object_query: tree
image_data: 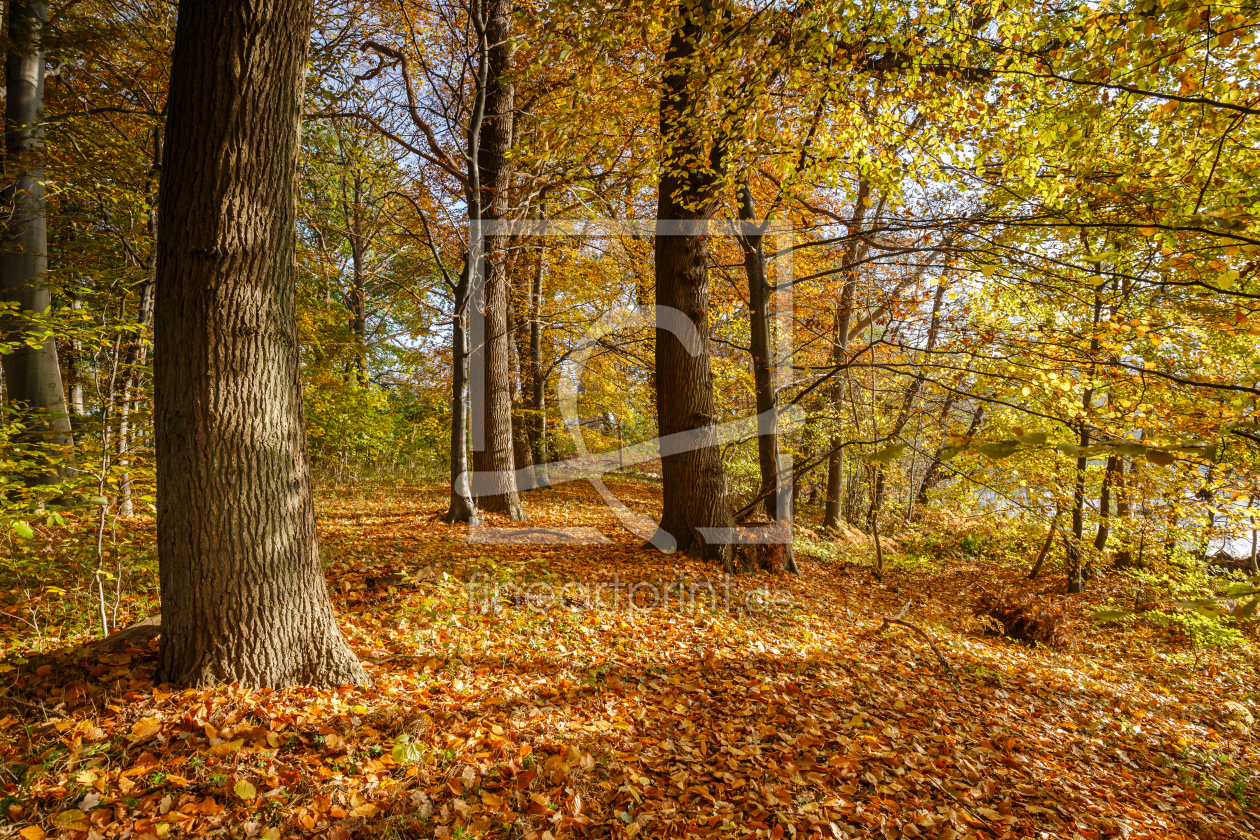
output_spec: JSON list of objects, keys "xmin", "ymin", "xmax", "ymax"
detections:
[
  {"xmin": 469, "ymin": 0, "xmax": 525, "ymax": 520},
  {"xmin": 153, "ymin": 0, "xmax": 368, "ymax": 688},
  {"xmin": 652, "ymin": 0, "xmax": 736, "ymax": 568},
  {"xmin": 1, "ymin": 0, "xmax": 72, "ymax": 485}
]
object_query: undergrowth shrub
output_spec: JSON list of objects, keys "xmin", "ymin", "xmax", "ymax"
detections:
[
  {"xmin": 974, "ymin": 590, "xmax": 1069, "ymax": 647},
  {"xmin": 1144, "ymin": 610, "xmax": 1245, "ymax": 649}
]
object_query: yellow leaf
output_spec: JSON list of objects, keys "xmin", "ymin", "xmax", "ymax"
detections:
[
  {"xmin": 131, "ymin": 718, "xmax": 161, "ymax": 740},
  {"xmin": 262, "ymin": 829, "xmax": 281, "ymax": 840},
  {"xmin": 52, "ymin": 810, "xmax": 88, "ymax": 830},
  {"xmin": 482, "ymin": 792, "xmax": 504, "ymax": 808},
  {"xmin": 233, "ymin": 780, "xmax": 257, "ymax": 800}
]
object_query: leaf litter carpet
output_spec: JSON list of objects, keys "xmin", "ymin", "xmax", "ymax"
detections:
[{"xmin": 2, "ymin": 481, "xmax": 1257, "ymax": 840}]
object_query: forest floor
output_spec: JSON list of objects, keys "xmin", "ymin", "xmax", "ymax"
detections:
[{"xmin": 1, "ymin": 479, "xmax": 1258, "ymax": 840}]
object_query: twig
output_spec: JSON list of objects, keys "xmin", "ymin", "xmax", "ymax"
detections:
[
  {"xmin": 926, "ymin": 777, "xmax": 1003, "ymax": 836},
  {"xmin": 878, "ymin": 600, "xmax": 960, "ymax": 686}
]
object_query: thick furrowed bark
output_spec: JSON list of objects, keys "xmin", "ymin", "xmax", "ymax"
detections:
[
  {"xmin": 469, "ymin": 0, "xmax": 524, "ymax": 521},
  {"xmin": 155, "ymin": 0, "xmax": 368, "ymax": 689}
]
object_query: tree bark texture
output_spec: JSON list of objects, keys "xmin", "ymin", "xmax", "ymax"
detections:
[
  {"xmin": 154, "ymin": 0, "xmax": 368, "ymax": 688},
  {"xmin": 469, "ymin": 0, "xmax": 524, "ymax": 520},
  {"xmin": 1, "ymin": 1, "xmax": 73, "ymax": 484},
  {"xmin": 443, "ymin": 262, "xmax": 477, "ymax": 523},
  {"xmin": 653, "ymin": 0, "xmax": 735, "ymax": 568}
]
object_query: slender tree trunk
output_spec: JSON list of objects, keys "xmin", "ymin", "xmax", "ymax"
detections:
[
  {"xmin": 1093, "ymin": 454, "xmax": 1118, "ymax": 554},
  {"xmin": 867, "ymin": 277, "xmax": 949, "ymax": 527},
  {"xmin": 1067, "ymin": 282, "xmax": 1104, "ymax": 594},
  {"xmin": 822, "ymin": 181, "xmax": 870, "ymax": 531},
  {"xmin": 912, "ymin": 392, "xmax": 961, "ymax": 511},
  {"xmin": 1028, "ymin": 504, "xmax": 1062, "ymax": 579},
  {"xmin": 346, "ymin": 179, "xmax": 367, "ymax": 384},
  {"xmin": 444, "ymin": 261, "xmax": 478, "ymax": 523},
  {"xmin": 526, "ymin": 243, "xmax": 548, "ymax": 484},
  {"xmin": 1066, "ymin": 425, "xmax": 1089, "ymax": 594},
  {"xmin": 1251, "ymin": 494, "xmax": 1258, "ymax": 574},
  {"xmin": 118, "ymin": 126, "xmax": 162, "ymax": 517},
  {"xmin": 0, "ymin": 1, "xmax": 73, "ymax": 484},
  {"xmin": 154, "ymin": 0, "xmax": 368, "ymax": 688},
  {"xmin": 116, "ymin": 278, "xmax": 154, "ymax": 517},
  {"xmin": 653, "ymin": 0, "xmax": 736, "ymax": 569},
  {"xmin": 469, "ymin": 0, "xmax": 524, "ymax": 520},
  {"xmin": 509, "ymin": 282, "xmax": 534, "ymax": 477},
  {"xmin": 738, "ymin": 183, "xmax": 796, "ymax": 573},
  {"xmin": 66, "ymin": 290, "xmax": 85, "ymax": 422},
  {"xmin": 1114, "ymin": 458, "xmax": 1137, "ymax": 567}
]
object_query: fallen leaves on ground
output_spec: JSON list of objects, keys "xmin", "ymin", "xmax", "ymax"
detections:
[{"xmin": 1, "ymin": 480, "xmax": 1257, "ymax": 839}]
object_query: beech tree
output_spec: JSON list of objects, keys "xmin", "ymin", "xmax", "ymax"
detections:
[
  {"xmin": 469, "ymin": 0, "xmax": 526, "ymax": 520},
  {"xmin": 153, "ymin": 0, "xmax": 368, "ymax": 687},
  {"xmin": 652, "ymin": 0, "xmax": 737, "ymax": 568},
  {"xmin": 1, "ymin": 0, "xmax": 72, "ymax": 484}
]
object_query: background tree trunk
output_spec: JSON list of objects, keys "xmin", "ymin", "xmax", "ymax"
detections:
[
  {"xmin": 118, "ymin": 126, "xmax": 162, "ymax": 517},
  {"xmin": 526, "ymin": 243, "xmax": 548, "ymax": 485},
  {"xmin": 1, "ymin": 0, "xmax": 73, "ymax": 484},
  {"xmin": 444, "ymin": 261, "xmax": 477, "ymax": 523},
  {"xmin": 738, "ymin": 183, "xmax": 796, "ymax": 573},
  {"xmin": 822, "ymin": 180, "xmax": 874, "ymax": 530},
  {"xmin": 1093, "ymin": 454, "xmax": 1118, "ymax": 553},
  {"xmin": 154, "ymin": 0, "xmax": 368, "ymax": 688}
]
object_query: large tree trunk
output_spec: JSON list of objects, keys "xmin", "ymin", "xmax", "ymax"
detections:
[
  {"xmin": 154, "ymin": 0, "xmax": 368, "ymax": 688},
  {"xmin": 652, "ymin": 0, "xmax": 736, "ymax": 570},
  {"xmin": 0, "ymin": 1, "xmax": 73, "ymax": 484},
  {"xmin": 469, "ymin": 0, "xmax": 524, "ymax": 520}
]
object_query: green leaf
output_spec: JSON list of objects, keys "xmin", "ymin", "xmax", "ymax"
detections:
[
  {"xmin": 1057, "ymin": 443, "xmax": 1081, "ymax": 457},
  {"xmin": 867, "ymin": 443, "xmax": 907, "ymax": 463},
  {"xmin": 392, "ymin": 735, "xmax": 427, "ymax": 765},
  {"xmin": 1145, "ymin": 449, "xmax": 1176, "ymax": 466},
  {"xmin": 1015, "ymin": 432, "xmax": 1047, "ymax": 446},
  {"xmin": 1093, "ymin": 608, "xmax": 1129, "ymax": 624},
  {"xmin": 10, "ymin": 521, "xmax": 33, "ymax": 539},
  {"xmin": 1112, "ymin": 442, "xmax": 1147, "ymax": 457},
  {"xmin": 88, "ymin": 496, "xmax": 108, "ymax": 506},
  {"xmin": 977, "ymin": 440, "xmax": 1021, "ymax": 459},
  {"xmin": 1225, "ymin": 583, "xmax": 1260, "ymax": 598}
]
